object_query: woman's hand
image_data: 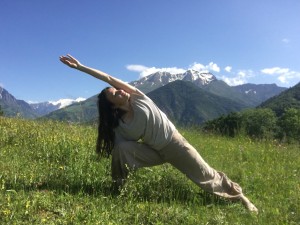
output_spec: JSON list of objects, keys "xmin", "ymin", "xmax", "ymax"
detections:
[
  {"xmin": 59, "ymin": 54, "xmax": 144, "ymax": 96},
  {"xmin": 59, "ymin": 54, "xmax": 82, "ymax": 69}
]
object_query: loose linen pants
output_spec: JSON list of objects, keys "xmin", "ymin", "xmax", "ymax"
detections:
[{"xmin": 111, "ymin": 130, "xmax": 243, "ymax": 199}]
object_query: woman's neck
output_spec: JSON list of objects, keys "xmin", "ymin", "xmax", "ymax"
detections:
[
  {"xmin": 118, "ymin": 99, "xmax": 134, "ymax": 123},
  {"xmin": 118, "ymin": 98, "xmax": 131, "ymax": 112}
]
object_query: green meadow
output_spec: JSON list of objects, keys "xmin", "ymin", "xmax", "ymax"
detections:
[{"xmin": 0, "ymin": 117, "xmax": 299, "ymax": 224}]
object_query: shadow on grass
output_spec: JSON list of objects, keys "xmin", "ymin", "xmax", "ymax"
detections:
[{"xmin": 3, "ymin": 174, "xmax": 233, "ymax": 208}]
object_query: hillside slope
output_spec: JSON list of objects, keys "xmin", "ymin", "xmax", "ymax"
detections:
[
  {"xmin": 43, "ymin": 81, "xmax": 249, "ymax": 125},
  {"xmin": 259, "ymin": 82, "xmax": 300, "ymax": 116},
  {"xmin": 147, "ymin": 80, "xmax": 249, "ymax": 125},
  {"xmin": 43, "ymin": 95, "xmax": 99, "ymax": 123},
  {"xmin": 233, "ymin": 83, "xmax": 287, "ymax": 103},
  {"xmin": 0, "ymin": 87, "xmax": 37, "ymax": 118}
]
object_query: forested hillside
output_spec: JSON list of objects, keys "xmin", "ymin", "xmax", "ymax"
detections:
[
  {"xmin": 259, "ymin": 82, "xmax": 300, "ymax": 116},
  {"xmin": 203, "ymin": 82, "xmax": 300, "ymax": 142}
]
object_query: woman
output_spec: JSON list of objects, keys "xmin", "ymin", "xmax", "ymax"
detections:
[{"xmin": 59, "ymin": 54, "xmax": 258, "ymax": 212}]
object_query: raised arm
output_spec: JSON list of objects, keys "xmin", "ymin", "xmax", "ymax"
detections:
[{"xmin": 59, "ymin": 54, "xmax": 143, "ymax": 96}]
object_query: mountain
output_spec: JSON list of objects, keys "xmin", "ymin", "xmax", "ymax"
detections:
[
  {"xmin": 232, "ymin": 83, "xmax": 287, "ymax": 103},
  {"xmin": 42, "ymin": 70, "xmax": 287, "ymax": 124},
  {"xmin": 131, "ymin": 70, "xmax": 285, "ymax": 107},
  {"xmin": 0, "ymin": 86, "xmax": 87, "ymax": 118},
  {"xmin": 30, "ymin": 102, "xmax": 61, "ymax": 117},
  {"xmin": 130, "ymin": 70, "xmax": 216, "ymax": 93},
  {"xmin": 43, "ymin": 70, "xmax": 218, "ymax": 123},
  {"xmin": 201, "ymin": 79, "xmax": 259, "ymax": 107},
  {"xmin": 147, "ymin": 80, "xmax": 248, "ymax": 125},
  {"xmin": 43, "ymin": 80, "xmax": 249, "ymax": 125},
  {"xmin": 2, "ymin": 69, "xmax": 287, "ymax": 124},
  {"xmin": 42, "ymin": 95, "xmax": 99, "ymax": 123},
  {"xmin": 258, "ymin": 82, "xmax": 300, "ymax": 116},
  {"xmin": 0, "ymin": 87, "xmax": 37, "ymax": 118},
  {"xmin": 30, "ymin": 98, "xmax": 86, "ymax": 116}
]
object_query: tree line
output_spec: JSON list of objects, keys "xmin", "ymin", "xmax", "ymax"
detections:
[
  {"xmin": 203, "ymin": 108, "xmax": 300, "ymax": 143},
  {"xmin": 0, "ymin": 105, "xmax": 3, "ymax": 116}
]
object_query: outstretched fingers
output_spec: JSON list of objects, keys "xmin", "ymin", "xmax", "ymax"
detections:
[
  {"xmin": 67, "ymin": 54, "xmax": 75, "ymax": 60},
  {"xmin": 59, "ymin": 55, "xmax": 75, "ymax": 68},
  {"xmin": 59, "ymin": 56, "xmax": 69, "ymax": 64}
]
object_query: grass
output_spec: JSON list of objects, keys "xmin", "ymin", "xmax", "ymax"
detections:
[{"xmin": 0, "ymin": 117, "xmax": 299, "ymax": 224}]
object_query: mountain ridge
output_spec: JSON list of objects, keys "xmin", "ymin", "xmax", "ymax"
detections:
[
  {"xmin": 1, "ymin": 70, "xmax": 287, "ymax": 123},
  {"xmin": 0, "ymin": 86, "xmax": 86, "ymax": 118},
  {"xmin": 147, "ymin": 80, "xmax": 249, "ymax": 125},
  {"xmin": 232, "ymin": 83, "xmax": 287, "ymax": 103},
  {"xmin": 258, "ymin": 82, "xmax": 300, "ymax": 116},
  {"xmin": 0, "ymin": 86, "xmax": 37, "ymax": 118},
  {"xmin": 30, "ymin": 98, "xmax": 86, "ymax": 116},
  {"xmin": 130, "ymin": 70, "xmax": 216, "ymax": 93}
]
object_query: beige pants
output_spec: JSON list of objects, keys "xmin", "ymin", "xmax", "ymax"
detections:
[{"xmin": 111, "ymin": 130, "xmax": 243, "ymax": 199}]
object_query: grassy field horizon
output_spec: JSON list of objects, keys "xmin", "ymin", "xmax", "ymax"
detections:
[{"xmin": 0, "ymin": 117, "xmax": 299, "ymax": 224}]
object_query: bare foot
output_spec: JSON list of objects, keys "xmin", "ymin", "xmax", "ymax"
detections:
[{"xmin": 240, "ymin": 194, "xmax": 258, "ymax": 213}]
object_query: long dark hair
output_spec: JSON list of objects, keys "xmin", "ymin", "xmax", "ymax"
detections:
[{"xmin": 96, "ymin": 87, "xmax": 126, "ymax": 157}]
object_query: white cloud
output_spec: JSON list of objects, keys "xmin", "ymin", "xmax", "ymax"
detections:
[
  {"xmin": 126, "ymin": 65, "xmax": 148, "ymax": 73},
  {"xmin": 282, "ymin": 38, "xmax": 290, "ymax": 44},
  {"xmin": 220, "ymin": 70, "xmax": 254, "ymax": 86},
  {"xmin": 127, "ymin": 62, "xmax": 221, "ymax": 78},
  {"xmin": 261, "ymin": 67, "xmax": 289, "ymax": 75},
  {"xmin": 127, "ymin": 64, "xmax": 186, "ymax": 77},
  {"xmin": 238, "ymin": 71, "xmax": 246, "ymax": 78},
  {"xmin": 142, "ymin": 67, "xmax": 186, "ymax": 77},
  {"xmin": 278, "ymin": 71, "xmax": 300, "ymax": 84},
  {"xmin": 189, "ymin": 62, "xmax": 220, "ymax": 73},
  {"xmin": 278, "ymin": 75, "xmax": 287, "ymax": 83},
  {"xmin": 126, "ymin": 62, "xmax": 300, "ymax": 87},
  {"xmin": 189, "ymin": 63, "xmax": 206, "ymax": 72},
  {"xmin": 261, "ymin": 67, "xmax": 300, "ymax": 84},
  {"xmin": 221, "ymin": 76, "xmax": 245, "ymax": 86},
  {"xmin": 224, "ymin": 66, "xmax": 232, "ymax": 72},
  {"xmin": 208, "ymin": 62, "xmax": 220, "ymax": 72}
]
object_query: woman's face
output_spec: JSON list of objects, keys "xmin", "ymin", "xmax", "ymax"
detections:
[{"xmin": 105, "ymin": 87, "xmax": 130, "ymax": 107}]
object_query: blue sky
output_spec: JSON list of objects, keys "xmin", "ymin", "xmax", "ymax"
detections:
[{"xmin": 1, "ymin": 0, "xmax": 299, "ymax": 102}]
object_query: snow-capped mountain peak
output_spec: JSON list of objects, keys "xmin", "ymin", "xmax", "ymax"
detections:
[
  {"xmin": 49, "ymin": 97, "xmax": 86, "ymax": 109},
  {"xmin": 130, "ymin": 69, "xmax": 217, "ymax": 93},
  {"xmin": 29, "ymin": 97, "xmax": 86, "ymax": 116},
  {"xmin": 182, "ymin": 70, "xmax": 215, "ymax": 84},
  {"xmin": 0, "ymin": 86, "xmax": 3, "ymax": 99}
]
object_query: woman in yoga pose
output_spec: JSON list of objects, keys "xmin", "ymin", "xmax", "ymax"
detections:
[{"xmin": 60, "ymin": 54, "xmax": 258, "ymax": 212}]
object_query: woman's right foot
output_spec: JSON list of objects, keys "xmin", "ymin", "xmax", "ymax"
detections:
[{"xmin": 240, "ymin": 194, "xmax": 258, "ymax": 213}]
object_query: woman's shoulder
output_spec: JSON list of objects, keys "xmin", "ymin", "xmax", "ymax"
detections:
[
  {"xmin": 131, "ymin": 93, "xmax": 156, "ymax": 105},
  {"xmin": 130, "ymin": 92, "xmax": 147, "ymax": 100}
]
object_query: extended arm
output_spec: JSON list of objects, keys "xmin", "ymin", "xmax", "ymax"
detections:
[{"xmin": 59, "ymin": 54, "xmax": 143, "ymax": 95}]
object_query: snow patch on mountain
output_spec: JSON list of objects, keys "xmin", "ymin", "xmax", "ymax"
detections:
[
  {"xmin": 28, "ymin": 97, "xmax": 86, "ymax": 117},
  {"xmin": 182, "ymin": 70, "xmax": 215, "ymax": 85},
  {"xmin": 0, "ymin": 86, "xmax": 3, "ymax": 99},
  {"xmin": 49, "ymin": 97, "xmax": 86, "ymax": 109},
  {"xmin": 245, "ymin": 89, "xmax": 257, "ymax": 94},
  {"xmin": 130, "ymin": 69, "xmax": 217, "ymax": 93}
]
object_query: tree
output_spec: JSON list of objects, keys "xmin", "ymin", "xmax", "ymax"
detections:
[
  {"xmin": 0, "ymin": 104, "xmax": 3, "ymax": 116},
  {"xmin": 241, "ymin": 108, "xmax": 277, "ymax": 139},
  {"xmin": 202, "ymin": 112, "xmax": 242, "ymax": 137},
  {"xmin": 278, "ymin": 108, "xmax": 300, "ymax": 142}
]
